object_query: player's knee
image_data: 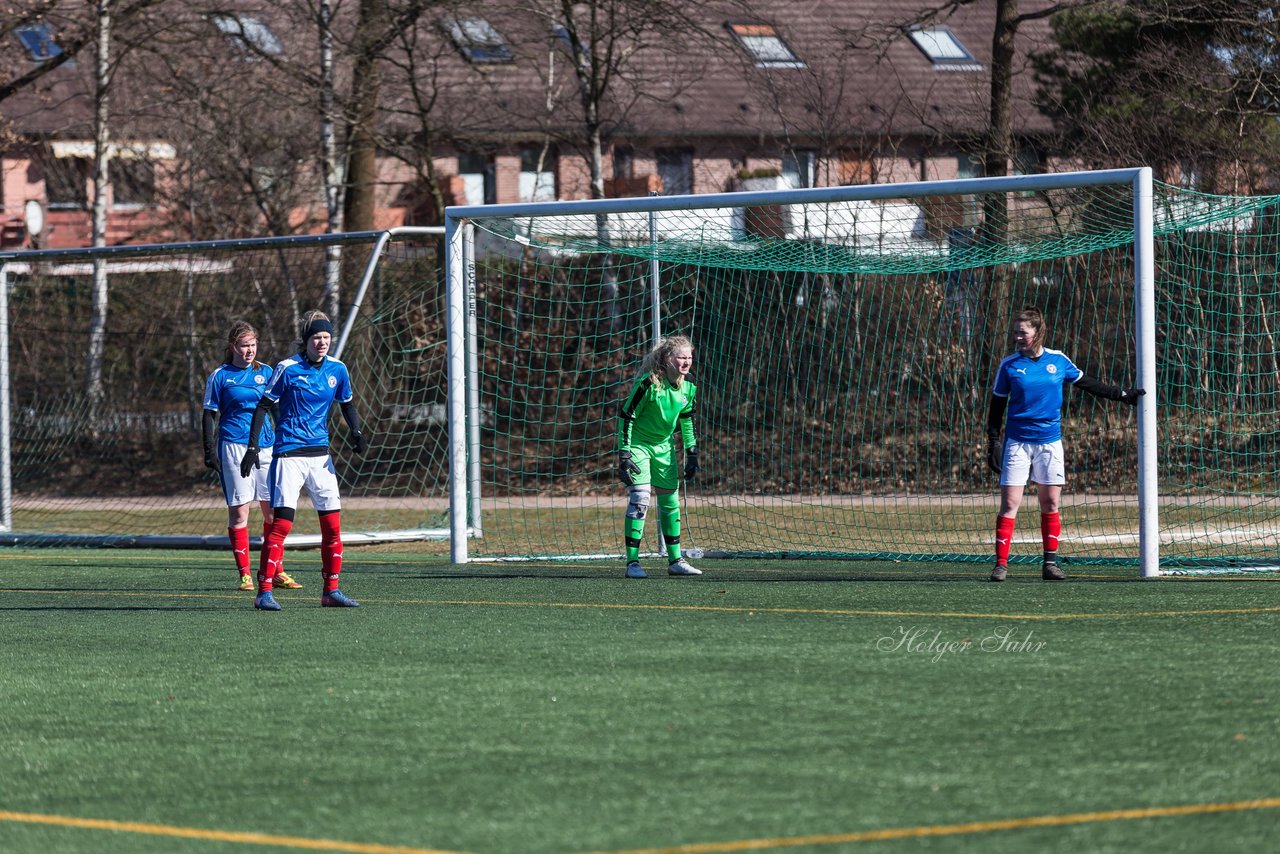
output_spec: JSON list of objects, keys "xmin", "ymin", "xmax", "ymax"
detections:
[{"xmin": 626, "ymin": 486, "xmax": 651, "ymax": 520}]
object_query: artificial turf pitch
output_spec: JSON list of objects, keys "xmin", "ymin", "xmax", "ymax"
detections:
[{"xmin": 1, "ymin": 549, "xmax": 1278, "ymax": 853}]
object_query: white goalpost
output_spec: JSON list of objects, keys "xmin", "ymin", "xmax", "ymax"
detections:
[{"xmin": 445, "ymin": 168, "xmax": 1173, "ymax": 575}]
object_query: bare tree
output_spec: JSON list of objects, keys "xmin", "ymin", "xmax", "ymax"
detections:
[
  {"xmin": 86, "ymin": 1, "xmax": 113, "ymax": 405},
  {"xmin": 342, "ymin": 0, "xmax": 429, "ymax": 233},
  {"xmin": 1033, "ymin": 0, "xmax": 1280, "ymax": 189}
]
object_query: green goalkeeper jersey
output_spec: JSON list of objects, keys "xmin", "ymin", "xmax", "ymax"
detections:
[{"xmin": 618, "ymin": 376, "xmax": 697, "ymax": 452}]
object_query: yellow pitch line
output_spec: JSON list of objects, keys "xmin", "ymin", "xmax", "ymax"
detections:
[
  {"xmin": 394, "ymin": 597, "xmax": 1280, "ymax": 621},
  {"xmin": 0, "ymin": 810, "xmax": 471, "ymax": 853},
  {"xmin": 585, "ymin": 797, "xmax": 1280, "ymax": 853},
  {"xmin": 5, "ymin": 587, "xmax": 1280, "ymax": 621}
]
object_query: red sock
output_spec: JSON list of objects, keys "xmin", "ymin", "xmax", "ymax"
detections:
[
  {"xmin": 1041, "ymin": 511, "xmax": 1061, "ymax": 555},
  {"xmin": 256, "ymin": 518, "xmax": 292, "ymax": 593},
  {"xmin": 995, "ymin": 515, "xmax": 1016, "ymax": 566},
  {"xmin": 263, "ymin": 521, "xmax": 282, "ymax": 575},
  {"xmin": 319, "ymin": 513, "xmax": 343, "ymax": 593},
  {"xmin": 228, "ymin": 526, "xmax": 250, "ymax": 574}
]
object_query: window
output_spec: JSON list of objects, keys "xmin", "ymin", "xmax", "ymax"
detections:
[
  {"xmin": 957, "ymin": 153, "xmax": 983, "ymax": 179},
  {"xmin": 782, "ymin": 149, "xmax": 816, "ymax": 189},
  {"xmin": 726, "ymin": 21, "xmax": 804, "ymax": 69},
  {"xmin": 45, "ymin": 156, "xmax": 89, "ymax": 210},
  {"xmin": 1013, "ymin": 144, "xmax": 1044, "ymax": 177},
  {"xmin": 656, "ymin": 149, "xmax": 693, "ymax": 196},
  {"xmin": 113, "ymin": 159, "xmax": 156, "ymax": 208},
  {"xmin": 1178, "ymin": 159, "xmax": 1202, "ymax": 190},
  {"xmin": 443, "ymin": 16, "xmax": 513, "ymax": 63},
  {"xmin": 15, "ymin": 23, "xmax": 62, "ymax": 61},
  {"xmin": 519, "ymin": 147, "xmax": 556, "ymax": 202},
  {"xmin": 613, "ymin": 146, "xmax": 634, "ymax": 180},
  {"xmin": 210, "ymin": 14, "xmax": 283, "ymax": 56},
  {"xmin": 907, "ymin": 26, "xmax": 980, "ymax": 69},
  {"xmin": 458, "ymin": 153, "xmax": 495, "ymax": 205}
]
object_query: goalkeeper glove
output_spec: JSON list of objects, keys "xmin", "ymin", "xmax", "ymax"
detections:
[
  {"xmin": 203, "ymin": 449, "xmax": 218, "ymax": 471},
  {"xmin": 1119, "ymin": 387, "xmax": 1145, "ymax": 406},
  {"xmin": 239, "ymin": 447, "xmax": 260, "ymax": 479},
  {"xmin": 684, "ymin": 446, "xmax": 700, "ymax": 480},
  {"xmin": 617, "ymin": 450, "xmax": 641, "ymax": 486},
  {"xmin": 349, "ymin": 431, "xmax": 368, "ymax": 454},
  {"xmin": 986, "ymin": 437, "xmax": 1002, "ymax": 475}
]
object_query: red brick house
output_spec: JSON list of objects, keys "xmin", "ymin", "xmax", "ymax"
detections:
[{"xmin": 0, "ymin": 1, "xmax": 1060, "ymax": 248}]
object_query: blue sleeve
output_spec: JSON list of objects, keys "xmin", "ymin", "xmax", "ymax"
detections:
[
  {"xmin": 1063, "ymin": 355, "xmax": 1083, "ymax": 384},
  {"xmin": 992, "ymin": 362, "xmax": 1010, "ymax": 397},
  {"xmin": 202, "ymin": 369, "xmax": 221, "ymax": 411},
  {"xmin": 262, "ymin": 362, "xmax": 285, "ymax": 402},
  {"xmin": 338, "ymin": 364, "xmax": 354, "ymax": 403}
]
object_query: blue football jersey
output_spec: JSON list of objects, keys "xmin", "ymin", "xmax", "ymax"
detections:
[
  {"xmin": 202, "ymin": 362, "xmax": 275, "ymax": 447},
  {"xmin": 991, "ymin": 348, "xmax": 1083, "ymax": 443},
  {"xmin": 262, "ymin": 354, "xmax": 354, "ymax": 454}
]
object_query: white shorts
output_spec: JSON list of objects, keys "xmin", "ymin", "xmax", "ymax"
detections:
[
  {"xmin": 1000, "ymin": 439, "xmax": 1066, "ymax": 487},
  {"xmin": 219, "ymin": 442, "xmax": 272, "ymax": 506},
  {"xmin": 268, "ymin": 454, "xmax": 342, "ymax": 512}
]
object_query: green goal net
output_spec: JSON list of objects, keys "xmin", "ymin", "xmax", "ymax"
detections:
[
  {"xmin": 450, "ymin": 171, "xmax": 1280, "ymax": 572},
  {"xmin": 0, "ymin": 230, "xmax": 452, "ymax": 547}
]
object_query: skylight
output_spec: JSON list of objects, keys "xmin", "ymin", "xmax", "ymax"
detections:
[
  {"xmin": 908, "ymin": 26, "xmax": 980, "ymax": 68},
  {"xmin": 443, "ymin": 16, "xmax": 513, "ymax": 63},
  {"xmin": 211, "ymin": 14, "xmax": 284, "ymax": 56},
  {"xmin": 727, "ymin": 21, "xmax": 804, "ymax": 69},
  {"xmin": 15, "ymin": 23, "xmax": 63, "ymax": 61}
]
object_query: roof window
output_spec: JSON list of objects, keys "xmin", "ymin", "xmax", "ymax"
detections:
[
  {"xmin": 908, "ymin": 26, "xmax": 981, "ymax": 69},
  {"xmin": 16, "ymin": 23, "xmax": 63, "ymax": 61},
  {"xmin": 443, "ymin": 16, "xmax": 513, "ymax": 63},
  {"xmin": 727, "ymin": 21, "xmax": 804, "ymax": 69},
  {"xmin": 210, "ymin": 14, "xmax": 284, "ymax": 56}
]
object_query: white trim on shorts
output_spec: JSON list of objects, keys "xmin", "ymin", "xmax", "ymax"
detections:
[
  {"xmin": 219, "ymin": 442, "xmax": 272, "ymax": 506},
  {"xmin": 999, "ymin": 439, "xmax": 1066, "ymax": 487},
  {"xmin": 268, "ymin": 454, "xmax": 342, "ymax": 512}
]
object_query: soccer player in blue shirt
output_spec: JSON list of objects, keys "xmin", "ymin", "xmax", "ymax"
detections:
[
  {"xmin": 240, "ymin": 311, "xmax": 368, "ymax": 610},
  {"xmin": 201, "ymin": 321, "xmax": 301, "ymax": 591},
  {"xmin": 986, "ymin": 307, "xmax": 1143, "ymax": 582}
]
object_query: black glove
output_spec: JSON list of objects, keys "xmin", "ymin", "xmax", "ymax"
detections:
[
  {"xmin": 349, "ymin": 431, "xmax": 368, "ymax": 454},
  {"xmin": 986, "ymin": 437, "xmax": 1002, "ymax": 475},
  {"xmin": 1119, "ymin": 387, "xmax": 1145, "ymax": 406},
  {"xmin": 617, "ymin": 450, "xmax": 640, "ymax": 486},
  {"xmin": 203, "ymin": 449, "xmax": 218, "ymax": 471},
  {"xmin": 684, "ymin": 446, "xmax": 700, "ymax": 480},
  {"xmin": 239, "ymin": 447, "xmax": 260, "ymax": 478}
]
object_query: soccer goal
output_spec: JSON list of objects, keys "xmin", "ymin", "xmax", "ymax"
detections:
[
  {"xmin": 445, "ymin": 167, "xmax": 1280, "ymax": 576},
  {"xmin": 0, "ymin": 227, "xmax": 451, "ymax": 548}
]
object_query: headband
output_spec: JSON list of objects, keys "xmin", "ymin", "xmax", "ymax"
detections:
[{"xmin": 303, "ymin": 318, "xmax": 334, "ymax": 338}]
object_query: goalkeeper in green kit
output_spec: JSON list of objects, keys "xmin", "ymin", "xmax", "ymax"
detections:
[{"xmin": 617, "ymin": 335, "xmax": 701, "ymax": 578}]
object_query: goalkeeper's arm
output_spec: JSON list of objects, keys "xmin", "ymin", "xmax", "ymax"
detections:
[{"xmin": 1073, "ymin": 376, "xmax": 1144, "ymax": 405}]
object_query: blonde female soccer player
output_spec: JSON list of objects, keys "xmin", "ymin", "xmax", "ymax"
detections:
[
  {"xmin": 986, "ymin": 307, "xmax": 1143, "ymax": 582},
  {"xmin": 616, "ymin": 335, "xmax": 702, "ymax": 579},
  {"xmin": 241, "ymin": 311, "xmax": 367, "ymax": 610},
  {"xmin": 201, "ymin": 320, "xmax": 300, "ymax": 591}
]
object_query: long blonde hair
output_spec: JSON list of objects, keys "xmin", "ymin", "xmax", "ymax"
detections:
[
  {"xmin": 639, "ymin": 335, "xmax": 693, "ymax": 388},
  {"xmin": 225, "ymin": 319, "xmax": 263, "ymax": 369}
]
